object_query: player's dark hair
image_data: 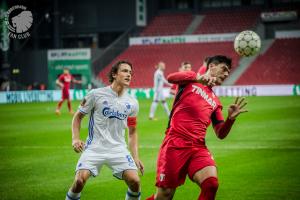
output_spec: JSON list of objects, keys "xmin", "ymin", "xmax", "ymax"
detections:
[
  {"xmin": 206, "ymin": 55, "xmax": 232, "ymax": 71},
  {"xmin": 204, "ymin": 56, "xmax": 211, "ymax": 63},
  {"xmin": 181, "ymin": 61, "xmax": 191, "ymax": 66},
  {"xmin": 108, "ymin": 60, "xmax": 133, "ymax": 83}
]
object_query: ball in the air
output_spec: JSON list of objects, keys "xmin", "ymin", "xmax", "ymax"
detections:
[{"xmin": 234, "ymin": 30, "xmax": 261, "ymax": 57}]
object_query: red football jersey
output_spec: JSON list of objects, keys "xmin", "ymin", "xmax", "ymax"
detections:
[
  {"xmin": 198, "ymin": 65, "xmax": 207, "ymax": 75},
  {"xmin": 58, "ymin": 74, "xmax": 73, "ymax": 90},
  {"xmin": 167, "ymin": 76, "xmax": 224, "ymax": 145}
]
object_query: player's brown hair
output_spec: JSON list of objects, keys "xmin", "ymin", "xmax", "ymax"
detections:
[
  {"xmin": 206, "ymin": 55, "xmax": 232, "ymax": 71},
  {"xmin": 204, "ymin": 56, "xmax": 211, "ymax": 64},
  {"xmin": 181, "ymin": 61, "xmax": 191, "ymax": 66},
  {"xmin": 108, "ymin": 60, "xmax": 133, "ymax": 83}
]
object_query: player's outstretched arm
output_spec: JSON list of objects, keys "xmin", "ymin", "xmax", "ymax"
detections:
[
  {"xmin": 73, "ymin": 79, "xmax": 82, "ymax": 84},
  {"xmin": 167, "ymin": 71, "xmax": 197, "ymax": 84},
  {"xmin": 128, "ymin": 125, "xmax": 144, "ymax": 175},
  {"xmin": 213, "ymin": 97, "xmax": 248, "ymax": 139},
  {"xmin": 56, "ymin": 79, "xmax": 64, "ymax": 88},
  {"xmin": 72, "ymin": 111, "xmax": 86, "ymax": 153},
  {"xmin": 167, "ymin": 71, "xmax": 216, "ymax": 86}
]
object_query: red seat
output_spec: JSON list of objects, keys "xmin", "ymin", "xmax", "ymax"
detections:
[
  {"xmin": 235, "ymin": 38, "xmax": 300, "ymax": 85},
  {"xmin": 194, "ymin": 10, "xmax": 260, "ymax": 34},
  {"xmin": 140, "ymin": 13, "xmax": 193, "ymax": 36},
  {"xmin": 98, "ymin": 42, "xmax": 240, "ymax": 88}
]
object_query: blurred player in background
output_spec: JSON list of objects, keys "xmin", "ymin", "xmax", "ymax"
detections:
[
  {"xmin": 55, "ymin": 68, "xmax": 82, "ymax": 115},
  {"xmin": 149, "ymin": 61, "xmax": 172, "ymax": 120},
  {"xmin": 147, "ymin": 55, "xmax": 248, "ymax": 200},
  {"xmin": 65, "ymin": 61, "xmax": 144, "ymax": 200},
  {"xmin": 170, "ymin": 61, "xmax": 192, "ymax": 96},
  {"xmin": 198, "ymin": 56, "xmax": 211, "ymax": 75}
]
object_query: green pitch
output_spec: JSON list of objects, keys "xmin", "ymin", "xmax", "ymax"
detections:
[{"xmin": 0, "ymin": 96, "xmax": 299, "ymax": 200}]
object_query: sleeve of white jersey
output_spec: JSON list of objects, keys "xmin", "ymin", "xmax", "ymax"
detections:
[
  {"xmin": 129, "ymin": 99, "xmax": 139, "ymax": 117},
  {"xmin": 162, "ymin": 73, "xmax": 169, "ymax": 85},
  {"xmin": 78, "ymin": 89, "xmax": 95, "ymax": 115},
  {"xmin": 154, "ymin": 71, "xmax": 160, "ymax": 87}
]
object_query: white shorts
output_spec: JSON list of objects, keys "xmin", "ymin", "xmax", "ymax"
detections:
[
  {"xmin": 154, "ymin": 90, "xmax": 165, "ymax": 101},
  {"xmin": 75, "ymin": 146, "xmax": 137, "ymax": 179}
]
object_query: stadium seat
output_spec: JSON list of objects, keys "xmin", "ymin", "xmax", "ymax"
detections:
[
  {"xmin": 140, "ymin": 13, "xmax": 193, "ymax": 36},
  {"xmin": 194, "ymin": 10, "xmax": 260, "ymax": 34},
  {"xmin": 235, "ymin": 38, "xmax": 300, "ymax": 85},
  {"xmin": 98, "ymin": 42, "xmax": 240, "ymax": 87}
]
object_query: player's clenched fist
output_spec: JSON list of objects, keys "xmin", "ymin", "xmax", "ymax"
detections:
[
  {"xmin": 196, "ymin": 73, "xmax": 217, "ymax": 87},
  {"xmin": 72, "ymin": 139, "xmax": 85, "ymax": 153}
]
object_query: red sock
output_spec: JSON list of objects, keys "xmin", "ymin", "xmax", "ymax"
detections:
[
  {"xmin": 57, "ymin": 100, "xmax": 64, "ymax": 110},
  {"xmin": 146, "ymin": 194, "xmax": 155, "ymax": 200},
  {"xmin": 198, "ymin": 177, "xmax": 219, "ymax": 200}
]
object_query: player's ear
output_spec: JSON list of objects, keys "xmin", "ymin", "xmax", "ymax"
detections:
[
  {"xmin": 207, "ymin": 63, "xmax": 214, "ymax": 71},
  {"xmin": 111, "ymin": 70, "xmax": 118, "ymax": 80}
]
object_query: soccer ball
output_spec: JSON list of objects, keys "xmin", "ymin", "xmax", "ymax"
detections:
[{"xmin": 234, "ymin": 30, "xmax": 261, "ymax": 57}]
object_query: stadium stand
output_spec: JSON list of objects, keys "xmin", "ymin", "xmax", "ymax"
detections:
[
  {"xmin": 98, "ymin": 42, "xmax": 240, "ymax": 88},
  {"xmin": 140, "ymin": 13, "xmax": 193, "ymax": 36},
  {"xmin": 235, "ymin": 38, "xmax": 300, "ymax": 85},
  {"xmin": 193, "ymin": 10, "xmax": 261, "ymax": 34}
]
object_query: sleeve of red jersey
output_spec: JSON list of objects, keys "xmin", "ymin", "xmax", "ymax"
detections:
[
  {"xmin": 167, "ymin": 71, "xmax": 197, "ymax": 85},
  {"xmin": 198, "ymin": 66, "xmax": 207, "ymax": 75},
  {"xmin": 58, "ymin": 74, "xmax": 64, "ymax": 81},
  {"xmin": 211, "ymin": 106, "xmax": 235, "ymax": 139}
]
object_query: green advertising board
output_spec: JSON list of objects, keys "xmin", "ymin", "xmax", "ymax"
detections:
[{"xmin": 47, "ymin": 48, "xmax": 91, "ymax": 89}]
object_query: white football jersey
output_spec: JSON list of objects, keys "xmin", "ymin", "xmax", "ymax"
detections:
[
  {"xmin": 78, "ymin": 86, "xmax": 139, "ymax": 151},
  {"xmin": 153, "ymin": 69, "xmax": 169, "ymax": 92}
]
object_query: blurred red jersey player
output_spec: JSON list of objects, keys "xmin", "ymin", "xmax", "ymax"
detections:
[{"xmin": 55, "ymin": 68, "xmax": 82, "ymax": 115}]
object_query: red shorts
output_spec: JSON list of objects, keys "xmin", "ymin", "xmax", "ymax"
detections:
[
  {"xmin": 155, "ymin": 135, "xmax": 216, "ymax": 188},
  {"xmin": 62, "ymin": 89, "xmax": 70, "ymax": 100}
]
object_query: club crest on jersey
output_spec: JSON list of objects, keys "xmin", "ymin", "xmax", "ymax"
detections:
[
  {"xmin": 102, "ymin": 107, "xmax": 127, "ymax": 120},
  {"xmin": 191, "ymin": 85, "xmax": 216, "ymax": 109},
  {"xmin": 102, "ymin": 100, "xmax": 108, "ymax": 105},
  {"xmin": 125, "ymin": 103, "xmax": 131, "ymax": 110},
  {"xmin": 159, "ymin": 173, "xmax": 165, "ymax": 181}
]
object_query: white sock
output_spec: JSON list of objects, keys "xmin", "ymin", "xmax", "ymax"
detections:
[
  {"xmin": 125, "ymin": 188, "xmax": 141, "ymax": 200},
  {"xmin": 149, "ymin": 102, "xmax": 158, "ymax": 118},
  {"xmin": 66, "ymin": 189, "xmax": 81, "ymax": 200},
  {"xmin": 162, "ymin": 102, "xmax": 170, "ymax": 116}
]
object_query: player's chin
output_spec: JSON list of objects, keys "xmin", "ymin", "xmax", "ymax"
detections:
[
  {"xmin": 215, "ymin": 79, "xmax": 224, "ymax": 86},
  {"xmin": 123, "ymin": 80, "xmax": 131, "ymax": 86}
]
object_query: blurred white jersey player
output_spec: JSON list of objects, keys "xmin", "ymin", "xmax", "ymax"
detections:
[
  {"xmin": 65, "ymin": 60, "xmax": 144, "ymax": 200},
  {"xmin": 149, "ymin": 61, "xmax": 171, "ymax": 120}
]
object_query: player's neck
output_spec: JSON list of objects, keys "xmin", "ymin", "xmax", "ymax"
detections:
[{"xmin": 110, "ymin": 82, "xmax": 126, "ymax": 96}]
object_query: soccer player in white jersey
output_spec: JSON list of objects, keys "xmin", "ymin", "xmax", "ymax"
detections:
[
  {"xmin": 65, "ymin": 60, "xmax": 144, "ymax": 200},
  {"xmin": 149, "ymin": 61, "xmax": 171, "ymax": 120}
]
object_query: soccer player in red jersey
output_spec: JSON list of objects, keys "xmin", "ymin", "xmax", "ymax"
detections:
[
  {"xmin": 170, "ymin": 61, "xmax": 192, "ymax": 96},
  {"xmin": 55, "ymin": 68, "xmax": 82, "ymax": 115},
  {"xmin": 146, "ymin": 55, "xmax": 248, "ymax": 200}
]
